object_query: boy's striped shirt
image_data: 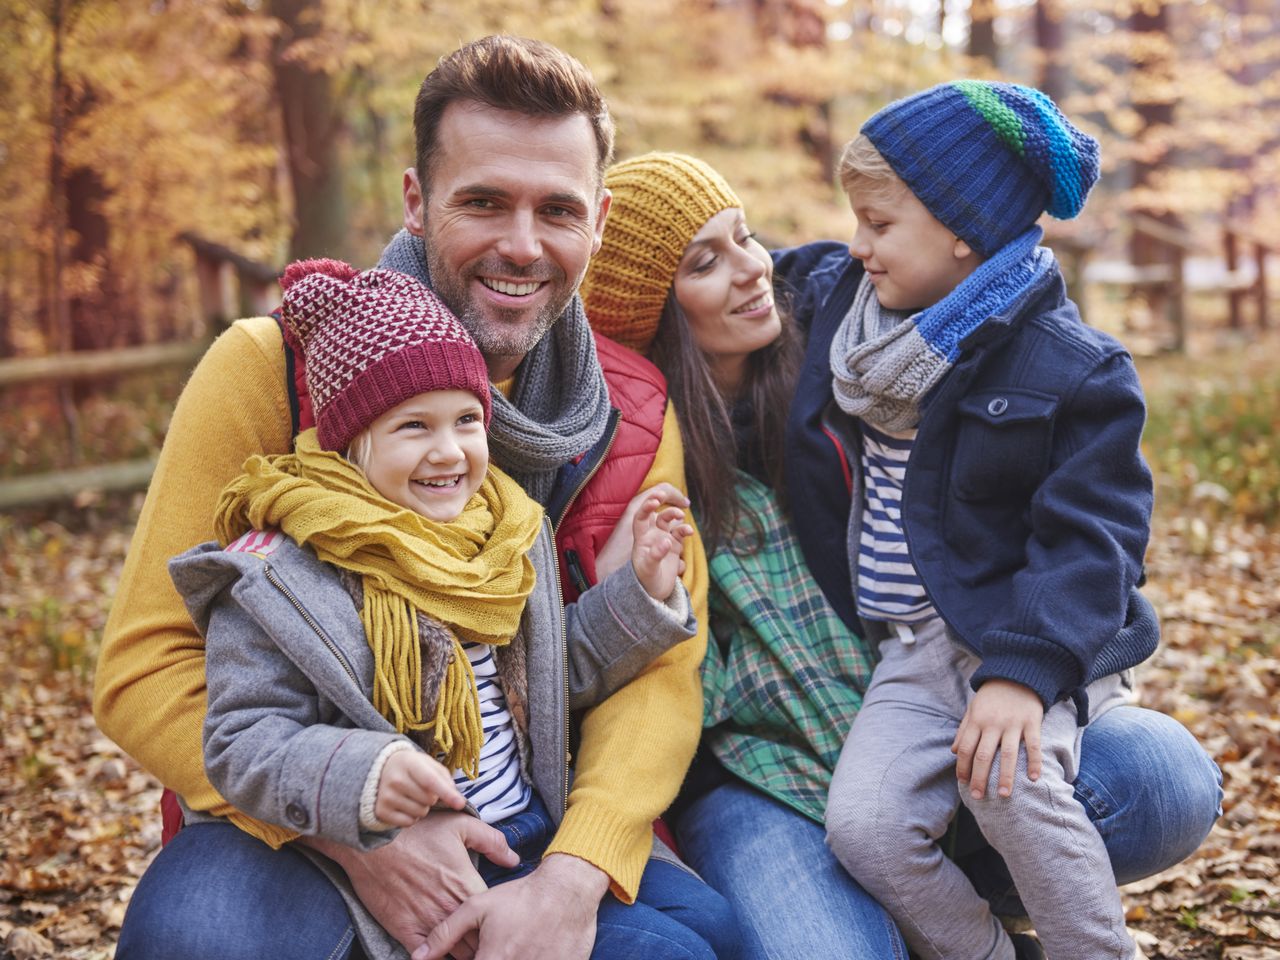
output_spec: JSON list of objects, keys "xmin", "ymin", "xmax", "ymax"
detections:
[{"xmin": 855, "ymin": 424, "xmax": 936, "ymax": 624}]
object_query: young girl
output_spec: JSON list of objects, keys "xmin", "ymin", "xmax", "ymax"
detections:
[{"xmin": 169, "ymin": 259, "xmax": 737, "ymax": 960}]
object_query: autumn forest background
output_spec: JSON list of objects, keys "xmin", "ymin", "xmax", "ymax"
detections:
[{"xmin": 1, "ymin": 1, "xmax": 1278, "ymax": 958}]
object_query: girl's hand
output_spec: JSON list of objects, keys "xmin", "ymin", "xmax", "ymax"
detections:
[
  {"xmin": 595, "ymin": 483, "xmax": 691, "ymax": 582},
  {"xmin": 374, "ymin": 750, "xmax": 466, "ymax": 828},
  {"xmin": 631, "ymin": 495, "xmax": 693, "ymax": 602},
  {"xmin": 952, "ymin": 679, "xmax": 1044, "ymax": 800}
]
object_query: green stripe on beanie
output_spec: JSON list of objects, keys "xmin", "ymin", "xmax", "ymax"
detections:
[{"xmin": 953, "ymin": 79, "xmax": 1026, "ymax": 157}]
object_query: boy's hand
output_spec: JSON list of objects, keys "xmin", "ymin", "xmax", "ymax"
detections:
[
  {"xmin": 631, "ymin": 494, "xmax": 693, "ymax": 602},
  {"xmin": 375, "ymin": 750, "xmax": 466, "ymax": 827},
  {"xmin": 952, "ymin": 679, "xmax": 1044, "ymax": 800}
]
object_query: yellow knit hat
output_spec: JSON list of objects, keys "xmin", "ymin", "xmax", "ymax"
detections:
[{"xmin": 583, "ymin": 152, "xmax": 741, "ymax": 354}]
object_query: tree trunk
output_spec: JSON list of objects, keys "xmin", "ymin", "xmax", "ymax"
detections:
[
  {"xmin": 968, "ymin": 0, "xmax": 998, "ymax": 68},
  {"xmin": 1034, "ymin": 0, "xmax": 1067, "ymax": 103},
  {"xmin": 0, "ymin": 239, "xmax": 13, "ymax": 358},
  {"xmin": 1127, "ymin": 4, "xmax": 1179, "ymax": 270},
  {"xmin": 1126, "ymin": 4, "xmax": 1181, "ymax": 345},
  {"xmin": 48, "ymin": 0, "xmax": 80, "ymax": 461},
  {"xmin": 272, "ymin": 0, "xmax": 348, "ymax": 262},
  {"xmin": 66, "ymin": 162, "xmax": 120, "ymax": 351}
]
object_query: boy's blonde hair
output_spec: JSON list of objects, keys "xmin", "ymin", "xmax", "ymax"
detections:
[{"xmin": 838, "ymin": 134, "xmax": 906, "ymax": 206}]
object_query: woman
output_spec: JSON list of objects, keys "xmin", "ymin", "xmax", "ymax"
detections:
[{"xmin": 581, "ymin": 152, "xmax": 1223, "ymax": 959}]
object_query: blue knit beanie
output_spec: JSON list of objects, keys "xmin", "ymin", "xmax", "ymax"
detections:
[{"xmin": 861, "ymin": 80, "xmax": 1100, "ymax": 258}]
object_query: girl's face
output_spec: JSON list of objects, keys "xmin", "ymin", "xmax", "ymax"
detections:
[
  {"xmin": 672, "ymin": 208, "xmax": 781, "ymax": 392},
  {"xmin": 360, "ymin": 390, "xmax": 488, "ymax": 522}
]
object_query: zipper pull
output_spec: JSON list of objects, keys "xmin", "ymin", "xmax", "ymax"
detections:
[{"xmin": 564, "ymin": 549, "xmax": 592, "ymax": 594}]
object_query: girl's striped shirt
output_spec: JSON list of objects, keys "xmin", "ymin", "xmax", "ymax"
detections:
[{"xmin": 452, "ymin": 642, "xmax": 531, "ymax": 823}]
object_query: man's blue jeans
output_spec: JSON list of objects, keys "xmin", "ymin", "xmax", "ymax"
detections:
[
  {"xmin": 116, "ymin": 795, "xmax": 743, "ymax": 960},
  {"xmin": 116, "ymin": 821, "xmax": 358, "ymax": 960},
  {"xmin": 674, "ymin": 706, "xmax": 1222, "ymax": 960},
  {"xmin": 483, "ymin": 794, "xmax": 742, "ymax": 960}
]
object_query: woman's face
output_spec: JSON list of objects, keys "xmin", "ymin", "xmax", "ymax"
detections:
[{"xmin": 672, "ymin": 208, "xmax": 780, "ymax": 391}]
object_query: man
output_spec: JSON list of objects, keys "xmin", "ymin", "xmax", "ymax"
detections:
[{"xmin": 96, "ymin": 36, "xmax": 716, "ymax": 960}]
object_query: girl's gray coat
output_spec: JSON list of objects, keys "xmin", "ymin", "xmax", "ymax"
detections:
[{"xmin": 168, "ymin": 520, "xmax": 694, "ymax": 960}]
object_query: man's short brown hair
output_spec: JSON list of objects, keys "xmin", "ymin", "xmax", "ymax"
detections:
[{"xmin": 413, "ymin": 36, "xmax": 615, "ymax": 192}]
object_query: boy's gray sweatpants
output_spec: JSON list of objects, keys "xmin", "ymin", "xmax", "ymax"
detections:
[{"xmin": 825, "ymin": 616, "xmax": 1136, "ymax": 960}]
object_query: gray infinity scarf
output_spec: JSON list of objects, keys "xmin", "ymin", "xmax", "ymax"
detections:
[
  {"xmin": 830, "ymin": 227, "xmax": 1051, "ymax": 431},
  {"xmin": 377, "ymin": 229, "xmax": 611, "ymax": 505}
]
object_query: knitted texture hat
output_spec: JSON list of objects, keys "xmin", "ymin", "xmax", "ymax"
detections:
[
  {"xmin": 583, "ymin": 152, "xmax": 740, "ymax": 354},
  {"xmin": 279, "ymin": 258, "xmax": 491, "ymax": 453},
  {"xmin": 861, "ymin": 80, "xmax": 1100, "ymax": 258}
]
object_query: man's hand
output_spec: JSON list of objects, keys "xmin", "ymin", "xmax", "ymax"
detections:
[
  {"xmin": 417, "ymin": 853, "xmax": 609, "ymax": 960},
  {"xmin": 595, "ymin": 483, "xmax": 690, "ymax": 582},
  {"xmin": 631, "ymin": 495, "xmax": 693, "ymax": 602},
  {"xmin": 375, "ymin": 750, "xmax": 466, "ymax": 827},
  {"xmin": 299, "ymin": 810, "xmax": 518, "ymax": 957},
  {"xmin": 952, "ymin": 679, "xmax": 1044, "ymax": 800}
]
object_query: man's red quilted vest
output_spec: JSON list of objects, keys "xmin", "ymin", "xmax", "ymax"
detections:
[{"xmin": 554, "ymin": 333, "xmax": 666, "ymax": 602}]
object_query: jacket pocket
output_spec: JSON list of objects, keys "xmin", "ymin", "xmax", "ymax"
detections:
[{"xmin": 951, "ymin": 389, "xmax": 1058, "ymax": 501}]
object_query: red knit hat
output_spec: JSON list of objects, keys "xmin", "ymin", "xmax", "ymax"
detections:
[{"xmin": 279, "ymin": 258, "xmax": 491, "ymax": 453}]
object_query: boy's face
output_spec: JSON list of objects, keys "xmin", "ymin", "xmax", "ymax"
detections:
[
  {"xmin": 362, "ymin": 390, "xmax": 489, "ymax": 523},
  {"xmin": 846, "ymin": 182, "xmax": 979, "ymax": 312}
]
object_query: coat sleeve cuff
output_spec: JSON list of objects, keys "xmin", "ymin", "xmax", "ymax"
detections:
[{"xmin": 970, "ymin": 630, "xmax": 1082, "ymax": 710}]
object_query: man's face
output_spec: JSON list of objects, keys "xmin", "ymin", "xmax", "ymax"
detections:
[{"xmin": 403, "ymin": 102, "xmax": 610, "ymax": 380}]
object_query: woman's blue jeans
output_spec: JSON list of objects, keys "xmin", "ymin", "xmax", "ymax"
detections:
[
  {"xmin": 673, "ymin": 705, "xmax": 1222, "ymax": 960},
  {"xmin": 116, "ymin": 795, "xmax": 743, "ymax": 960}
]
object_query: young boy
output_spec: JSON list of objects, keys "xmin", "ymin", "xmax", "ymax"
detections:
[
  {"xmin": 821, "ymin": 82, "xmax": 1157, "ymax": 960},
  {"xmin": 168, "ymin": 260, "xmax": 737, "ymax": 960}
]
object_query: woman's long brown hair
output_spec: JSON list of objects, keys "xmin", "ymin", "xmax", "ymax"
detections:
[{"xmin": 648, "ymin": 287, "xmax": 802, "ymax": 554}]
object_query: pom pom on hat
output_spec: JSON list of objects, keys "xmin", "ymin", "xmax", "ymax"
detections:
[
  {"xmin": 279, "ymin": 259, "xmax": 492, "ymax": 452},
  {"xmin": 280, "ymin": 258, "xmax": 359, "ymax": 291},
  {"xmin": 583, "ymin": 152, "xmax": 741, "ymax": 355},
  {"xmin": 861, "ymin": 80, "xmax": 1101, "ymax": 258}
]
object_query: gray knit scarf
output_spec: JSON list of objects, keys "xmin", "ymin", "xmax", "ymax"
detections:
[
  {"xmin": 377, "ymin": 229, "xmax": 611, "ymax": 504},
  {"xmin": 830, "ymin": 226, "xmax": 1051, "ymax": 431}
]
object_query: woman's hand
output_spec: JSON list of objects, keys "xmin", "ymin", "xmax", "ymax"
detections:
[
  {"xmin": 952, "ymin": 679, "xmax": 1044, "ymax": 800},
  {"xmin": 375, "ymin": 750, "xmax": 467, "ymax": 827}
]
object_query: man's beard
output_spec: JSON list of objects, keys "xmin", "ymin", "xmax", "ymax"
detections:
[{"xmin": 424, "ymin": 239, "xmax": 572, "ymax": 361}]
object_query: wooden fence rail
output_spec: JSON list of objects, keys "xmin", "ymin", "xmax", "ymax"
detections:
[
  {"xmin": 0, "ymin": 459, "xmax": 158, "ymax": 512},
  {"xmin": 0, "ymin": 340, "xmax": 210, "ymax": 510},
  {"xmin": 0, "ymin": 340, "xmax": 209, "ymax": 388},
  {"xmin": 0, "ymin": 232, "xmax": 278, "ymax": 512}
]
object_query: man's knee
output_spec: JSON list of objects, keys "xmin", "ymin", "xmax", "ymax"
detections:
[{"xmin": 117, "ymin": 822, "xmax": 355, "ymax": 960}]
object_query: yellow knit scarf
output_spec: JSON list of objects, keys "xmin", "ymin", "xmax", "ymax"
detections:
[{"xmin": 215, "ymin": 428, "xmax": 542, "ymax": 777}]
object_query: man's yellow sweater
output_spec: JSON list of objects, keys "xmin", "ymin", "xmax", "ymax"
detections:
[{"xmin": 92, "ymin": 315, "xmax": 708, "ymax": 902}]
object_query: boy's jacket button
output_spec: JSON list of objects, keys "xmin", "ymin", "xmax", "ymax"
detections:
[
  {"xmin": 986, "ymin": 397, "xmax": 1009, "ymax": 416},
  {"xmin": 285, "ymin": 803, "xmax": 309, "ymax": 827}
]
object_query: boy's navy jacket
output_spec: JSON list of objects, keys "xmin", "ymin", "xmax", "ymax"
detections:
[{"xmin": 772, "ymin": 242, "xmax": 1159, "ymax": 720}]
